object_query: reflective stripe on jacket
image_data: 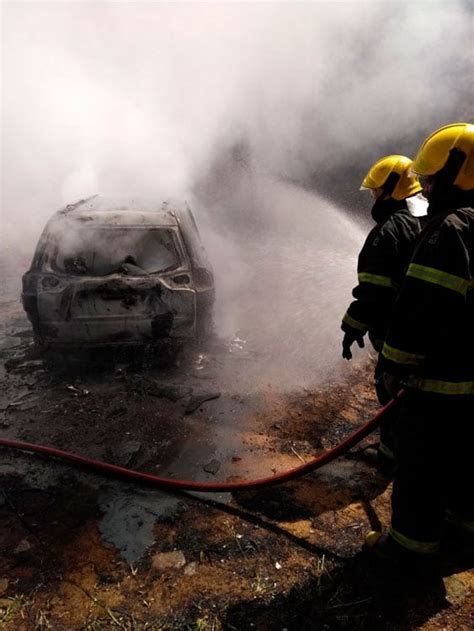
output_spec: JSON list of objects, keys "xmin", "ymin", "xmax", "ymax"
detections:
[
  {"xmin": 342, "ymin": 204, "xmax": 422, "ymax": 342},
  {"xmin": 380, "ymin": 204, "xmax": 474, "ymax": 395}
]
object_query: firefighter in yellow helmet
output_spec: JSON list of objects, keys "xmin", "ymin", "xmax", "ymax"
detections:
[
  {"xmin": 366, "ymin": 123, "xmax": 474, "ymax": 563},
  {"xmin": 341, "ymin": 155, "xmax": 426, "ymax": 469}
]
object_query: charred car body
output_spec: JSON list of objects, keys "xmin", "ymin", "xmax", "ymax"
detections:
[{"xmin": 22, "ymin": 196, "xmax": 214, "ymax": 350}]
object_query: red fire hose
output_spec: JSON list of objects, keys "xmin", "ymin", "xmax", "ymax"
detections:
[{"xmin": 0, "ymin": 392, "xmax": 402, "ymax": 492}]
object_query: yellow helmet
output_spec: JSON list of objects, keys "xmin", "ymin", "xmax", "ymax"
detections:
[
  {"xmin": 411, "ymin": 123, "xmax": 474, "ymax": 191},
  {"xmin": 361, "ymin": 155, "xmax": 422, "ymax": 200}
]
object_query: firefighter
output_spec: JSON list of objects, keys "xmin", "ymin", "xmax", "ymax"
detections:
[
  {"xmin": 366, "ymin": 122, "xmax": 474, "ymax": 563},
  {"xmin": 341, "ymin": 155, "xmax": 426, "ymax": 468}
]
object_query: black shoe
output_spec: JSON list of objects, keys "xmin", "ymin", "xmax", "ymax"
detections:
[
  {"xmin": 365, "ymin": 531, "xmax": 405, "ymax": 563},
  {"xmin": 365, "ymin": 531, "xmax": 440, "ymax": 575},
  {"xmin": 358, "ymin": 445, "xmax": 394, "ymax": 476},
  {"xmin": 377, "ymin": 450, "xmax": 394, "ymax": 476},
  {"xmin": 444, "ymin": 510, "xmax": 474, "ymax": 550}
]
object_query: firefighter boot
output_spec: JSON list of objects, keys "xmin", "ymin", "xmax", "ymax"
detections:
[
  {"xmin": 365, "ymin": 531, "xmax": 439, "ymax": 575},
  {"xmin": 358, "ymin": 444, "xmax": 394, "ymax": 476}
]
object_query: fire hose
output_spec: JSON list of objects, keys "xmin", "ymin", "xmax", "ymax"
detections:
[{"xmin": 0, "ymin": 392, "xmax": 403, "ymax": 492}]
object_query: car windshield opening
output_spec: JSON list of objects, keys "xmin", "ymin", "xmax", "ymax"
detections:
[{"xmin": 52, "ymin": 228, "xmax": 181, "ymax": 276}]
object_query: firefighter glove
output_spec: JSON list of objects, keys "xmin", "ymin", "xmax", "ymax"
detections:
[{"xmin": 342, "ymin": 332, "xmax": 365, "ymax": 360}]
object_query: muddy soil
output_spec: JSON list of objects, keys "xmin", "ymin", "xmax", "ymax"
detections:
[{"xmin": 0, "ymin": 269, "xmax": 472, "ymax": 630}]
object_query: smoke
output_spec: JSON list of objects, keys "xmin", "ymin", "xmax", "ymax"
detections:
[
  {"xmin": 1, "ymin": 1, "xmax": 472, "ymax": 386},
  {"xmin": 2, "ymin": 2, "xmax": 472, "ymax": 238}
]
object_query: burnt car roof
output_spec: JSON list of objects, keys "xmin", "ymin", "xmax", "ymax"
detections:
[
  {"xmin": 34, "ymin": 195, "xmax": 212, "ymax": 273},
  {"xmin": 56, "ymin": 195, "xmax": 189, "ymax": 227}
]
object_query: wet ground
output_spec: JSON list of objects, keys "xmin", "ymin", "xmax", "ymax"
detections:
[{"xmin": 0, "ymin": 264, "xmax": 473, "ymax": 630}]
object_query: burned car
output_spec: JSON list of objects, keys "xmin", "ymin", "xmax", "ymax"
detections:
[{"xmin": 22, "ymin": 196, "xmax": 215, "ymax": 350}]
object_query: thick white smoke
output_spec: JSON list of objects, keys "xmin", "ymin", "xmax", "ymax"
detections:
[
  {"xmin": 2, "ymin": 1, "xmax": 472, "ymax": 242},
  {"xmin": 1, "ymin": 1, "xmax": 472, "ymax": 386}
]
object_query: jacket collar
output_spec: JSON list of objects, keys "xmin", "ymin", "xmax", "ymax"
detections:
[
  {"xmin": 371, "ymin": 197, "xmax": 407, "ymax": 223},
  {"xmin": 427, "ymin": 186, "xmax": 474, "ymax": 216}
]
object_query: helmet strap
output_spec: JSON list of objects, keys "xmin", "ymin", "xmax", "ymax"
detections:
[
  {"xmin": 433, "ymin": 148, "xmax": 466, "ymax": 191},
  {"xmin": 381, "ymin": 171, "xmax": 400, "ymax": 199}
]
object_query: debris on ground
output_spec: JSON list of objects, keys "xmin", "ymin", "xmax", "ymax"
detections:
[
  {"xmin": 151, "ymin": 550, "xmax": 187, "ymax": 570},
  {"xmin": 147, "ymin": 381, "xmax": 193, "ymax": 401},
  {"xmin": 183, "ymin": 391, "xmax": 221, "ymax": 414},
  {"xmin": 203, "ymin": 458, "xmax": 221, "ymax": 475},
  {"xmin": 13, "ymin": 539, "xmax": 32, "ymax": 554},
  {"xmin": 66, "ymin": 384, "xmax": 90, "ymax": 396},
  {"xmin": 109, "ymin": 440, "xmax": 142, "ymax": 467}
]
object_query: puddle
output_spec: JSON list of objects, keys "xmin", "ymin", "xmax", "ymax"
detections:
[
  {"xmin": 163, "ymin": 392, "xmax": 266, "ymax": 475},
  {"xmin": 98, "ymin": 482, "xmax": 184, "ymax": 563}
]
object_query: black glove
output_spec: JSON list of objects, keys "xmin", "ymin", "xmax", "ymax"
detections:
[{"xmin": 342, "ymin": 332, "xmax": 365, "ymax": 360}]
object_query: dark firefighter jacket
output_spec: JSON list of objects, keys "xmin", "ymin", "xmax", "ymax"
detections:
[
  {"xmin": 379, "ymin": 190, "xmax": 474, "ymax": 397},
  {"xmin": 341, "ymin": 198, "xmax": 423, "ymax": 349}
]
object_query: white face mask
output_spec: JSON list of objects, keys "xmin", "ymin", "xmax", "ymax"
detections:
[{"xmin": 406, "ymin": 193, "xmax": 429, "ymax": 217}]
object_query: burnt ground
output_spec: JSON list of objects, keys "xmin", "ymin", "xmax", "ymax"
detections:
[{"xmin": 0, "ymin": 297, "xmax": 473, "ymax": 629}]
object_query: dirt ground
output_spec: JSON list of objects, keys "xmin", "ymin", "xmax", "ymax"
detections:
[{"xmin": 0, "ymin": 274, "xmax": 473, "ymax": 629}]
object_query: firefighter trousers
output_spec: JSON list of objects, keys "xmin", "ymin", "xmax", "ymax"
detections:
[
  {"xmin": 374, "ymin": 359, "xmax": 397, "ymax": 460},
  {"xmin": 390, "ymin": 388, "xmax": 474, "ymax": 552}
]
